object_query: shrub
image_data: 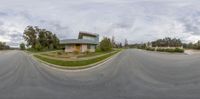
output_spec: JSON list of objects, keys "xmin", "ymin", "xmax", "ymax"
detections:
[
  {"xmin": 57, "ymin": 51, "xmax": 62, "ymax": 55},
  {"xmin": 156, "ymin": 48, "xmax": 165, "ymax": 52},
  {"xmin": 156, "ymin": 48, "xmax": 184, "ymax": 53},
  {"xmin": 99, "ymin": 37, "xmax": 112, "ymax": 51},
  {"xmin": 145, "ymin": 47, "xmax": 155, "ymax": 51},
  {"xmin": 20, "ymin": 43, "xmax": 26, "ymax": 50},
  {"xmin": 95, "ymin": 48, "xmax": 102, "ymax": 52},
  {"xmin": 35, "ymin": 42, "xmax": 42, "ymax": 51},
  {"xmin": 174, "ymin": 48, "xmax": 184, "ymax": 53},
  {"xmin": 73, "ymin": 50, "xmax": 79, "ymax": 55},
  {"xmin": 85, "ymin": 50, "xmax": 90, "ymax": 54}
]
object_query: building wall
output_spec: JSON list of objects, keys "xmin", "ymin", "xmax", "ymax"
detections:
[
  {"xmin": 65, "ymin": 44, "xmax": 96, "ymax": 53},
  {"xmin": 82, "ymin": 35, "xmax": 96, "ymax": 41},
  {"xmin": 65, "ymin": 45, "xmax": 76, "ymax": 52},
  {"xmin": 81, "ymin": 44, "xmax": 88, "ymax": 52},
  {"xmin": 88, "ymin": 45, "xmax": 96, "ymax": 52}
]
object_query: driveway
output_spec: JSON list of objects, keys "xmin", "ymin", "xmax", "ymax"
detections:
[{"xmin": 0, "ymin": 49, "xmax": 200, "ymax": 99}]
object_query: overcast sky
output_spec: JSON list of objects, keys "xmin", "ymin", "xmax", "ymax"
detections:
[{"xmin": 1, "ymin": 0, "xmax": 200, "ymax": 47}]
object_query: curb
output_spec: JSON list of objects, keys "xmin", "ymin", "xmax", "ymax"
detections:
[{"xmin": 32, "ymin": 50, "xmax": 122, "ymax": 71}]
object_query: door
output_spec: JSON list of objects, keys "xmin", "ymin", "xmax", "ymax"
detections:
[{"xmin": 76, "ymin": 44, "xmax": 81, "ymax": 52}]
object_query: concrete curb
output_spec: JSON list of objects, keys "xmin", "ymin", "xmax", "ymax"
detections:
[{"xmin": 32, "ymin": 50, "xmax": 122, "ymax": 71}]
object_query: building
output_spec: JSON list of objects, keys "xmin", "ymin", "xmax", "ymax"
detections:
[{"xmin": 60, "ymin": 32, "xmax": 99, "ymax": 53}]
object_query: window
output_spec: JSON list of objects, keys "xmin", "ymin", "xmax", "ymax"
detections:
[{"xmin": 87, "ymin": 45, "xmax": 91, "ymax": 49}]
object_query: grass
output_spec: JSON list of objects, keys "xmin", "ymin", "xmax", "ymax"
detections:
[
  {"xmin": 77, "ymin": 51, "xmax": 112, "ymax": 58},
  {"xmin": 34, "ymin": 51, "xmax": 119, "ymax": 67},
  {"xmin": 39, "ymin": 50, "xmax": 114, "ymax": 60},
  {"xmin": 26, "ymin": 48, "xmax": 58, "ymax": 53}
]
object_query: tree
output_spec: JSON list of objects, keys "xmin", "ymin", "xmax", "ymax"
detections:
[
  {"xmin": 23, "ymin": 26, "xmax": 60, "ymax": 51},
  {"xmin": 0, "ymin": 42, "xmax": 10, "ymax": 50},
  {"xmin": 20, "ymin": 43, "xmax": 26, "ymax": 50},
  {"xmin": 23, "ymin": 26, "xmax": 37, "ymax": 48},
  {"xmin": 111, "ymin": 36, "xmax": 116, "ymax": 48},
  {"xmin": 99, "ymin": 37, "xmax": 112, "ymax": 51},
  {"xmin": 124, "ymin": 39, "xmax": 128, "ymax": 48},
  {"xmin": 151, "ymin": 37, "xmax": 182, "ymax": 47},
  {"xmin": 52, "ymin": 34, "xmax": 60, "ymax": 49},
  {"xmin": 35, "ymin": 41, "xmax": 42, "ymax": 51}
]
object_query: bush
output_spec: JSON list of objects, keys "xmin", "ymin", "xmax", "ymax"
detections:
[
  {"xmin": 144, "ymin": 47, "xmax": 184, "ymax": 53},
  {"xmin": 73, "ymin": 50, "xmax": 79, "ymax": 55},
  {"xmin": 156, "ymin": 48, "xmax": 184, "ymax": 53},
  {"xmin": 57, "ymin": 51, "xmax": 62, "ymax": 55},
  {"xmin": 174, "ymin": 48, "xmax": 184, "ymax": 53},
  {"xmin": 20, "ymin": 43, "xmax": 26, "ymax": 50},
  {"xmin": 99, "ymin": 37, "xmax": 112, "ymax": 51},
  {"xmin": 35, "ymin": 42, "xmax": 42, "ymax": 51},
  {"xmin": 85, "ymin": 50, "xmax": 90, "ymax": 54},
  {"xmin": 95, "ymin": 48, "xmax": 102, "ymax": 52},
  {"xmin": 145, "ymin": 47, "xmax": 155, "ymax": 51},
  {"xmin": 156, "ymin": 48, "xmax": 165, "ymax": 52}
]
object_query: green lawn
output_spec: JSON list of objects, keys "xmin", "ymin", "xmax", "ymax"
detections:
[{"xmin": 34, "ymin": 51, "xmax": 119, "ymax": 67}]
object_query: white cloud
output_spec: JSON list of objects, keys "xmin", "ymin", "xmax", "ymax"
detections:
[{"xmin": 0, "ymin": 0, "xmax": 200, "ymax": 47}]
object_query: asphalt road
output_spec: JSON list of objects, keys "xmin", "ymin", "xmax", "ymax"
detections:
[{"xmin": 1, "ymin": 49, "xmax": 200, "ymax": 99}]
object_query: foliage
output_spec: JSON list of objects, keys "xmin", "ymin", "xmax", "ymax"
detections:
[
  {"xmin": 183, "ymin": 40, "xmax": 200, "ymax": 50},
  {"xmin": 73, "ymin": 50, "xmax": 80, "ymax": 55},
  {"xmin": 124, "ymin": 39, "xmax": 128, "ymax": 48},
  {"xmin": 57, "ymin": 51, "xmax": 62, "ymax": 55},
  {"xmin": 95, "ymin": 47, "xmax": 102, "ymax": 52},
  {"xmin": 145, "ymin": 47, "xmax": 155, "ymax": 51},
  {"xmin": 152, "ymin": 37, "xmax": 182, "ymax": 47},
  {"xmin": 0, "ymin": 42, "xmax": 10, "ymax": 50},
  {"xmin": 115, "ymin": 43, "xmax": 123, "ymax": 48},
  {"xmin": 35, "ymin": 42, "xmax": 42, "ymax": 51},
  {"xmin": 129, "ymin": 43, "xmax": 146, "ymax": 49},
  {"xmin": 23, "ymin": 26, "xmax": 37, "ymax": 48},
  {"xmin": 99, "ymin": 37, "xmax": 112, "ymax": 51},
  {"xmin": 156, "ymin": 48, "xmax": 184, "ymax": 53},
  {"xmin": 174, "ymin": 48, "xmax": 184, "ymax": 53},
  {"xmin": 128, "ymin": 37, "xmax": 182, "ymax": 49},
  {"xmin": 19, "ymin": 43, "xmax": 26, "ymax": 50},
  {"xmin": 23, "ymin": 26, "xmax": 60, "ymax": 51}
]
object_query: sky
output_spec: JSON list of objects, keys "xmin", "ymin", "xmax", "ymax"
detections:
[{"xmin": 1, "ymin": 0, "xmax": 200, "ymax": 47}]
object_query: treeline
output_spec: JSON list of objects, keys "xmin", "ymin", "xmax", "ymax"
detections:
[
  {"xmin": 128, "ymin": 37, "xmax": 183, "ymax": 49},
  {"xmin": 23, "ymin": 26, "xmax": 60, "ymax": 51},
  {"xmin": 183, "ymin": 41, "xmax": 200, "ymax": 49},
  {"xmin": 151, "ymin": 37, "xmax": 182, "ymax": 47},
  {"xmin": 98, "ymin": 36, "xmax": 125, "ymax": 52},
  {"xmin": 0, "ymin": 42, "xmax": 10, "ymax": 50}
]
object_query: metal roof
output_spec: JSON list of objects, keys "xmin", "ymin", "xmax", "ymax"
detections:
[{"xmin": 60, "ymin": 39, "xmax": 99, "ymax": 45}]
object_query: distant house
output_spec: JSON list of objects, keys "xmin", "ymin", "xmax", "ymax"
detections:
[{"xmin": 60, "ymin": 32, "xmax": 99, "ymax": 53}]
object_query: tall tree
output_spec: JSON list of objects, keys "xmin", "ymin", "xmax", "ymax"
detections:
[
  {"xmin": 23, "ymin": 26, "xmax": 60, "ymax": 51},
  {"xmin": 23, "ymin": 26, "xmax": 37, "ymax": 48},
  {"xmin": 0, "ymin": 42, "xmax": 10, "ymax": 50},
  {"xmin": 124, "ymin": 39, "xmax": 128, "ymax": 48},
  {"xmin": 111, "ymin": 36, "xmax": 116, "ymax": 48}
]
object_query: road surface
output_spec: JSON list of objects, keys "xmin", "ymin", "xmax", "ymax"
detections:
[{"xmin": 1, "ymin": 49, "xmax": 200, "ymax": 99}]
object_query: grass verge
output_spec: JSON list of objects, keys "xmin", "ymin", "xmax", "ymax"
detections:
[{"xmin": 34, "ymin": 51, "xmax": 119, "ymax": 67}]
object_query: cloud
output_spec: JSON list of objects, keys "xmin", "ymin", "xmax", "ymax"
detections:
[{"xmin": 1, "ymin": 0, "xmax": 200, "ymax": 47}]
